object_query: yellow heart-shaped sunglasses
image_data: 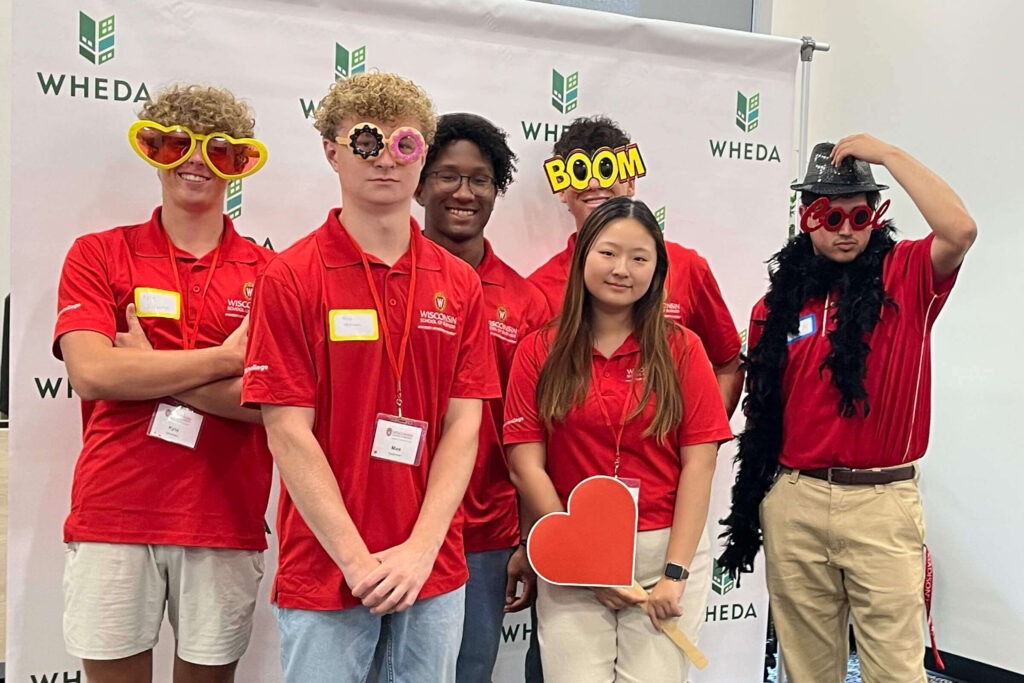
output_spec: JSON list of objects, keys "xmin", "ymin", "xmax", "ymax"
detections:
[{"xmin": 129, "ymin": 120, "xmax": 268, "ymax": 180}]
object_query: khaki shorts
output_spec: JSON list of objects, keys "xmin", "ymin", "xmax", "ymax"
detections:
[{"xmin": 63, "ymin": 542, "xmax": 264, "ymax": 665}]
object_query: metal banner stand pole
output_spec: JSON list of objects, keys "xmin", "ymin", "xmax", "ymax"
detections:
[{"xmin": 776, "ymin": 38, "xmax": 831, "ymax": 682}]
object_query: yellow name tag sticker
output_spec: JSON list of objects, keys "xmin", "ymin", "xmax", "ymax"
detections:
[
  {"xmin": 134, "ymin": 287, "xmax": 181, "ymax": 319},
  {"xmin": 329, "ymin": 309, "xmax": 379, "ymax": 341}
]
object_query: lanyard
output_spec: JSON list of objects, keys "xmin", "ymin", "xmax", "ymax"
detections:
[
  {"xmin": 343, "ymin": 226, "xmax": 418, "ymax": 416},
  {"xmin": 595, "ymin": 366, "xmax": 640, "ymax": 478},
  {"xmin": 165, "ymin": 231, "xmax": 221, "ymax": 350}
]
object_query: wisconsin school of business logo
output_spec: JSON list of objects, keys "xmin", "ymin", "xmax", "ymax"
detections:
[
  {"xmin": 79, "ymin": 11, "xmax": 115, "ymax": 64},
  {"xmin": 434, "ymin": 292, "xmax": 448, "ymax": 312}
]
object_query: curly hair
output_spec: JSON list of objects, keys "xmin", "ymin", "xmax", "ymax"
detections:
[
  {"xmin": 138, "ymin": 84, "xmax": 255, "ymax": 139},
  {"xmin": 553, "ymin": 115, "xmax": 630, "ymax": 158},
  {"xmin": 313, "ymin": 72, "xmax": 436, "ymax": 144},
  {"xmin": 420, "ymin": 113, "xmax": 517, "ymax": 195}
]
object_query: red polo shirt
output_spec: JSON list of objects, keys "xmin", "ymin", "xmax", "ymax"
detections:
[
  {"xmin": 53, "ymin": 207, "xmax": 274, "ymax": 550},
  {"xmin": 503, "ymin": 326, "xmax": 733, "ymax": 530},
  {"xmin": 242, "ymin": 210, "xmax": 501, "ymax": 611},
  {"xmin": 464, "ymin": 241, "xmax": 552, "ymax": 553},
  {"xmin": 528, "ymin": 234, "xmax": 741, "ymax": 366},
  {"xmin": 747, "ymin": 235, "xmax": 957, "ymax": 470}
]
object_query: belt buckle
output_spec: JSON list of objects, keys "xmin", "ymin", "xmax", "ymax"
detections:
[{"xmin": 826, "ymin": 467, "xmax": 850, "ymax": 484}]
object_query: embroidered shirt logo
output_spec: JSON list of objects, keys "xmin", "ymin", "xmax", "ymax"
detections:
[{"xmin": 434, "ymin": 292, "xmax": 447, "ymax": 312}]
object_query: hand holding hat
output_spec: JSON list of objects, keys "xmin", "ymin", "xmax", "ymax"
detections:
[{"xmin": 831, "ymin": 133, "xmax": 897, "ymax": 167}]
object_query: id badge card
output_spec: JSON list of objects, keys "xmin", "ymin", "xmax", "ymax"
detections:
[
  {"xmin": 617, "ymin": 477, "xmax": 641, "ymax": 509},
  {"xmin": 147, "ymin": 402, "xmax": 203, "ymax": 449},
  {"xmin": 371, "ymin": 413, "xmax": 428, "ymax": 466}
]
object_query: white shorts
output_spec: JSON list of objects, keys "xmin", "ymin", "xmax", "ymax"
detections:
[{"xmin": 63, "ymin": 542, "xmax": 265, "ymax": 665}]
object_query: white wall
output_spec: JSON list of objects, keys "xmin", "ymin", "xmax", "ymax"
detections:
[
  {"xmin": 1, "ymin": 0, "xmax": 11, "ymax": 303},
  {"xmin": 772, "ymin": 1, "xmax": 1023, "ymax": 674}
]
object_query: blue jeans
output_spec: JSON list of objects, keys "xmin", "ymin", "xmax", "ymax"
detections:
[
  {"xmin": 276, "ymin": 586, "xmax": 465, "ymax": 683},
  {"xmin": 457, "ymin": 547, "xmax": 516, "ymax": 683}
]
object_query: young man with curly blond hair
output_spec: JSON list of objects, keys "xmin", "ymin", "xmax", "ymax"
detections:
[
  {"xmin": 54, "ymin": 84, "xmax": 274, "ymax": 682},
  {"xmin": 242, "ymin": 73, "xmax": 499, "ymax": 682}
]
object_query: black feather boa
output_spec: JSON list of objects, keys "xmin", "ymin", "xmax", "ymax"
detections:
[{"xmin": 717, "ymin": 225, "xmax": 898, "ymax": 582}]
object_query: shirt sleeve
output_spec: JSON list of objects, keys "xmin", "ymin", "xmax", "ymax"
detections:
[
  {"xmin": 888, "ymin": 234, "xmax": 957, "ymax": 327},
  {"xmin": 685, "ymin": 259, "xmax": 742, "ymax": 366},
  {"xmin": 745, "ymin": 298, "xmax": 768, "ymax": 356},
  {"xmin": 53, "ymin": 235, "xmax": 117, "ymax": 359},
  {"xmin": 503, "ymin": 331, "xmax": 547, "ymax": 445},
  {"xmin": 675, "ymin": 329, "xmax": 735, "ymax": 446},
  {"xmin": 241, "ymin": 261, "xmax": 317, "ymax": 408},
  {"xmin": 450, "ymin": 275, "xmax": 501, "ymax": 400}
]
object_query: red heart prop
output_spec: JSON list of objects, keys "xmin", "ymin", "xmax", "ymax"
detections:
[{"xmin": 527, "ymin": 476, "xmax": 637, "ymax": 587}]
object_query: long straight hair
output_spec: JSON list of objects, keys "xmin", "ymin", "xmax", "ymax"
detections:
[{"xmin": 535, "ymin": 196, "xmax": 683, "ymax": 440}]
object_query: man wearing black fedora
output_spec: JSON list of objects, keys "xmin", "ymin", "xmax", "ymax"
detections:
[{"xmin": 719, "ymin": 133, "xmax": 976, "ymax": 682}]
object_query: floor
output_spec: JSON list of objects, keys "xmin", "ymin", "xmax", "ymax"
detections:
[{"xmin": 767, "ymin": 654, "xmax": 963, "ymax": 682}]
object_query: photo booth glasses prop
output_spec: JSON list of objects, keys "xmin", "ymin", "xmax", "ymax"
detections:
[
  {"xmin": 129, "ymin": 121, "xmax": 268, "ymax": 180},
  {"xmin": 800, "ymin": 197, "xmax": 890, "ymax": 233},
  {"xmin": 543, "ymin": 144, "xmax": 646, "ymax": 193},
  {"xmin": 425, "ymin": 171, "xmax": 496, "ymax": 197},
  {"xmin": 341, "ymin": 122, "xmax": 426, "ymax": 165}
]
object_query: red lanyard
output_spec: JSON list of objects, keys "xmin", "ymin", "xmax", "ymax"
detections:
[
  {"xmin": 165, "ymin": 231, "xmax": 221, "ymax": 350},
  {"xmin": 595, "ymin": 366, "xmax": 640, "ymax": 478},
  {"xmin": 343, "ymin": 226, "xmax": 418, "ymax": 416}
]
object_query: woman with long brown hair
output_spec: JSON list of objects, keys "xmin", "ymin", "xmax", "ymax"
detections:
[{"xmin": 503, "ymin": 196, "xmax": 733, "ymax": 681}]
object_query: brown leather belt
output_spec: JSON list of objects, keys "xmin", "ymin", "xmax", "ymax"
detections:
[{"xmin": 785, "ymin": 465, "xmax": 915, "ymax": 485}]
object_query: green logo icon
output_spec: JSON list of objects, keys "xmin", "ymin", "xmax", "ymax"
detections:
[
  {"xmin": 737, "ymin": 91, "xmax": 761, "ymax": 133},
  {"xmin": 736, "ymin": 91, "xmax": 759, "ymax": 133},
  {"xmin": 79, "ymin": 11, "xmax": 115, "ymax": 65},
  {"xmin": 225, "ymin": 179, "xmax": 243, "ymax": 220},
  {"xmin": 654, "ymin": 206, "xmax": 667, "ymax": 231},
  {"xmin": 335, "ymin": 43, "xmax": 366, "ymax": 80},
  {"xmin": 711, "ymin": 559, "xmax": 736, "ymax": 596},
  {"xmin": 551, "ymin": 69, "xmax": 579, "ymax": 114}
]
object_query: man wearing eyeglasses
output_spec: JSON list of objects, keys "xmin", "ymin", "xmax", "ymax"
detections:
[
  {"xmin": 242, "ymin": 75, "xmax": 500, "ymax": 683},
  {"xmin": 720, "ymin": 135, "xmax": 977, "ymax": 682},
  {"xmin": 417, "ymin": 112, "xmax": 551, "ymax": 683},
  {"xmin": 528, "ymin": 115, "xmax": 744, "ymax": 418},
  {"xmin": 53, "ymin": 84, "xmax": 273, "ymax": 683}
]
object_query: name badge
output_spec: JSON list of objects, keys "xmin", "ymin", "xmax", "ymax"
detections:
[
  {"xmin": 134, "ymin": 287, "xmax": 181, "ymax": 319},
  {"xmin": 370, "ymin": 413, "xmax": 428, "ymax": 466},
  {"xmin": 329, "ymin": 309, "xmax": 379, "ymax": 341},
  {"xmin": 787, "ymin": 313, "xmax": 817, "ymax": 344},
  {"xmin": 147, "ymin": 402, "xmax": 203, "ymax": 449}
]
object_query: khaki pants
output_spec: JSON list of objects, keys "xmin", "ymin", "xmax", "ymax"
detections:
[
  {"xmin": 761, "ymin": 469, "xmax": 927, "ymax": 683},
  {"xmin": 536, "ymin": 528, "xmax": 711, "ymax": 683}
]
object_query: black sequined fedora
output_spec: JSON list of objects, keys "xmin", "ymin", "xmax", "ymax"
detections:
[{"xmin": 791, "ymin": 142, "xmax": 889, "ymax": 194}]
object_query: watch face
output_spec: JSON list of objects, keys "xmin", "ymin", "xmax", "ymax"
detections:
[{"xmin": 665, "ymin": 563, "xmax": 684, "ymax": 580}]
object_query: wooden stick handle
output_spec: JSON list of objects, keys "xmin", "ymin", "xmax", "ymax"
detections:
[{"xmin": 630, "ymin": 580, "xmax": 709, "ymax": 669}]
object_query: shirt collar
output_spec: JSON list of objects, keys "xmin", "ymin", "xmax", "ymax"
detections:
[
  {"xmin": 317, "ymin": 209, "xmax": 441, "ymax": 272},
  {"xmin": 476, "ymin": 239, "xmax": 506, "ymax": 287},
  {"xmin": 133, "ymin": 206, "xmax": 257, "ymax": 264}
]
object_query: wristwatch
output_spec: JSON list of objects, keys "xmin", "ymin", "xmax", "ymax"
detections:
[{"xmin": 664, "ymin": 562, "xmax": 690, "ymax": 581}]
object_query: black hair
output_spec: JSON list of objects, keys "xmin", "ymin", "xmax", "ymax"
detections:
[
  {"xmin": 553, "ymin": 115, "xmax": 630, "ymax": 158},
  {"xmin": 420, "ymin": 112, "xmax": 517, "ymax": 194}
]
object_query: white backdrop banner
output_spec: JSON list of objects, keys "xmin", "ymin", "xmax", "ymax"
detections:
[{"xmin": 8, "ymin": 1, "xmax": 798, "ymax": 681}]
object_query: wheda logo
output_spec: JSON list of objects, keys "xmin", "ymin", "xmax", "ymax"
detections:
[
  {"xmin": 711, "ymin": 558, "xmax": 735, "ymax": 596},
  {"xmin": 655, "ymin": 206, "xmax": 667, "ymax": 231},
  {"xmin": 336, "ymin": 42, "xmax": 366, "ymax": 80},
  {"xmin": 705, "ymin": 559, "xmax": 758, "ymax": 623},
  {"xmin": 551, "ymin": 69, "xmax": 579, "ymax": 114},
  {"xmin": 79, "ymin": 11, "xmax": 114, "ymax": 64},
  {"xmin": 520, "ymin": 67, "xmax": 579, "ymax": 143},
  {"xmin": 225, "ymin": 179, "xmax": 243, "ymax": 220},
  {"xmin": 709, "ymin": 90, "xmax": 780, "ymax": 163},
  {"xmin": 301, "ymin": 42, "xmax": 369, "ymax": 119},
  {"xmin": 36, "ymin": 10, "xmax": 150, "ymax": 103},
  {"xmin": 735, "ymin": 91, "xmax": 759, "ymax": 132}
]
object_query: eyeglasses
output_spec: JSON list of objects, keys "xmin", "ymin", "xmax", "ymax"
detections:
[
  {"xmin": 800, "ymin": 197, "xmax": 890, "ymax": 233},
  {"xmin": 339, "ymin": 122, "xmax": 426, "ymax": 165},
  {"xmin": 129, "ymin": 120, "xmax": 268, "ymax": 180},
  {"xmin": 426, "ymin": 171, "xmax": 496, "ymax": 197}
]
